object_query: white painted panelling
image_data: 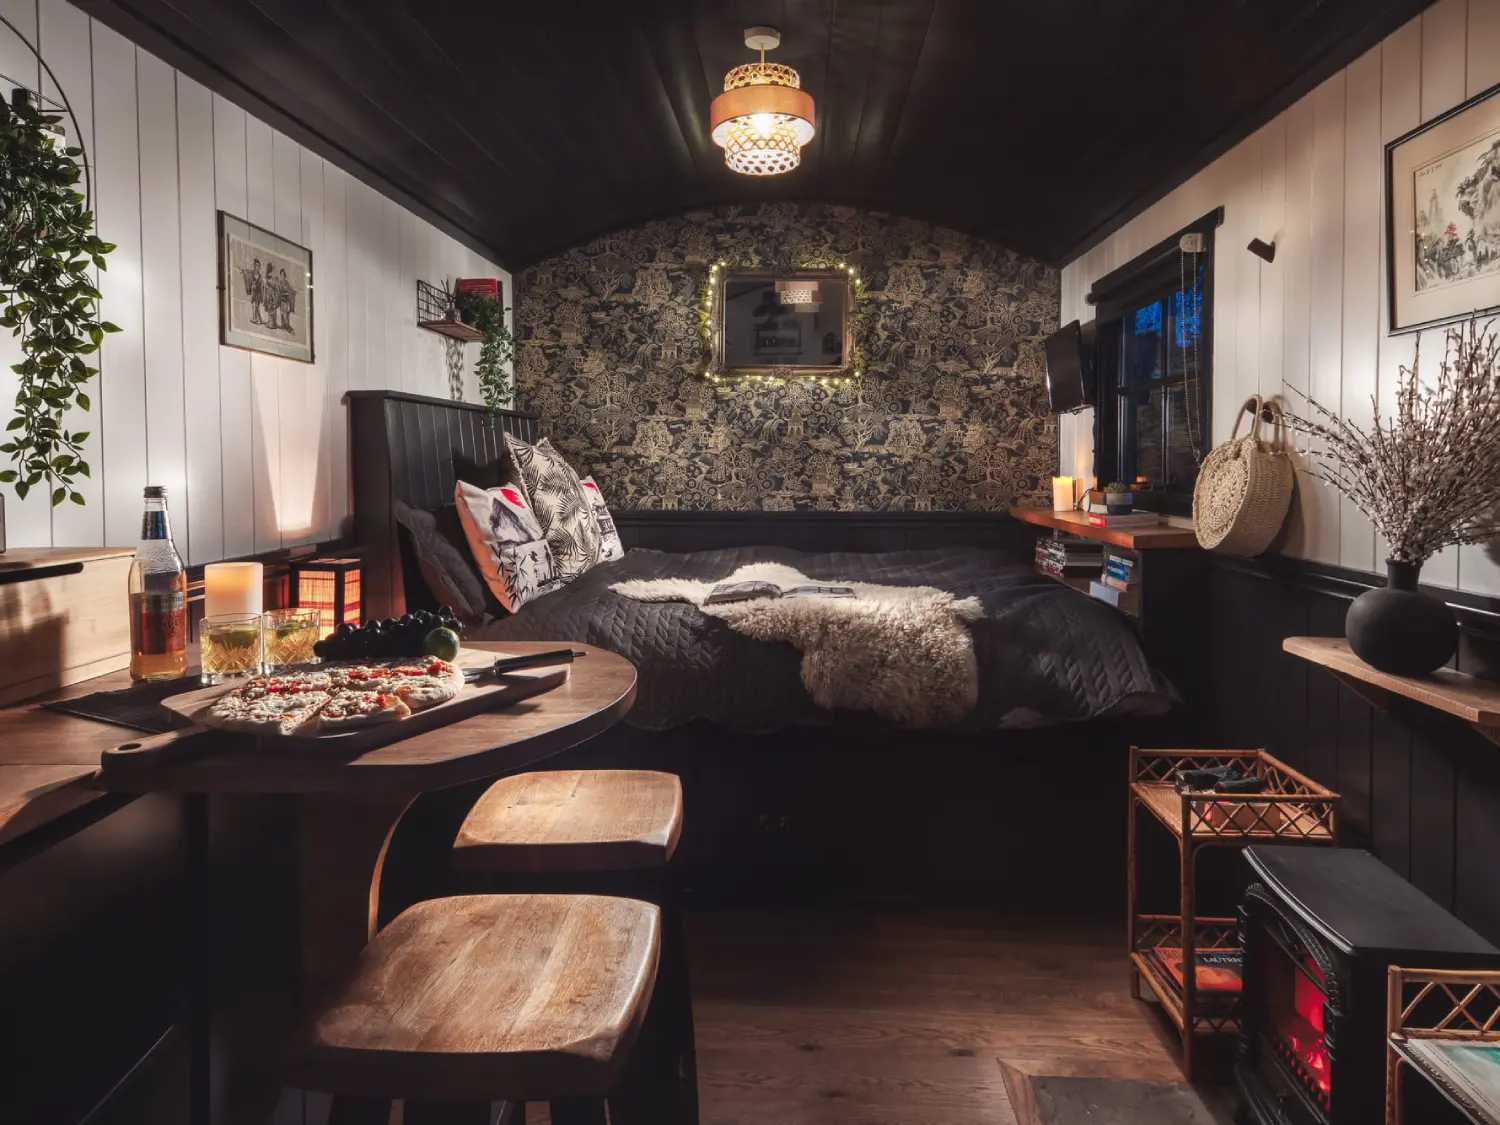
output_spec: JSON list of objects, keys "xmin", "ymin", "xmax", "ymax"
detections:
[
  {"xmin": 0, "ymin": 1, "xmax": 47, "ymax": 543},
  {"xmin": 40, "ymin": 0, "xmax": 100, "ymax": 548},
  {"xmin": 1340, "ymin": 48, "xmax": 1382, "ymax": 575},
  {"xmin": 0, "ymin": 14, "xmax": 509, "ymax": 556},
  {"xmin": 213, "ymin": 94, "xmax": 255, "ymax": 560},
  {"xmin": 178, "ymin": 75, "xmax": 221, "ymax": 566},
  {"xmin": 138, "ymin": 51, "xmax": 188, "ymax": 554},
  {"xmin": 92, "ymin": 23, "xmax": 147, "ymax": 551},
  {"xmin": 244, "ymin": 116, "xmax": 280, "ymax": 554},
  {"xmin": 1058, "ymin": 9, "xmax": 1500, "ymax": 594}
]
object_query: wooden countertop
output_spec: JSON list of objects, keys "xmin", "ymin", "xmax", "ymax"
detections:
[
  {"xmin": 1008, "ymin": 506, "xmax": 1201, "ymax": 550},
  {"xmin": 0, "ymin": 642, "xmax": 636, "ymax": 846}
]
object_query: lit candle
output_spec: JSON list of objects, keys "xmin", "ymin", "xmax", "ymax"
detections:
[
  {"xmin": 204, "ymin": 562, "xmax": 264, "ymax": 617},
  {"xmin": 1052, "ymin": 475, "xmax": 1075, "ymax": 512}
]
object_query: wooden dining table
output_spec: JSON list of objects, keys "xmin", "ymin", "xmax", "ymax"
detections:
[{"xmin": 0, "ymin": 639, "xmax": 637, "ymax": 1124}]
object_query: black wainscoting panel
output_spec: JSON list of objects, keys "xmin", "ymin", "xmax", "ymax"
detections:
[
  {"xmin": 1408, "ymin": 723, "xmax": 1458, "ymax": 912},
  {"xmin": 1211, "ymin": 558, "xmax": 1500, "ymax": 942},
  {"xmin": 1303, "ymin": 595, "xmax": 1344, "ymax": 798},
  {"xmin": 1336, "ymin": 678, "xmax": 1375, "ymax": 847},
  {"xmin": 1370, "ymin": 711, "xmax": 1413, "ymax": 880}
]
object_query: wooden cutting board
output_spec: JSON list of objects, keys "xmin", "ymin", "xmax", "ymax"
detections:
[{"xmin": 156, "ymin": 648, "xmax": 569, "ymax": 758}]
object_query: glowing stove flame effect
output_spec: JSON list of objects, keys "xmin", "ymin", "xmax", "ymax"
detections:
[{"xmin": 1271, "ymin": 953, "xmax": 1332, "ymax": 1108}]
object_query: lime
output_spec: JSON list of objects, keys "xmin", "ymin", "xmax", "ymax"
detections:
[{"xmin": 423, "ymin": 626, "xmax": 461, "ymax": 661}]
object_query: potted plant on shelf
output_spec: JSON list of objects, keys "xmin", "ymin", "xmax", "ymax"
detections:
[
  {"xmin": 453, "ymin": 287, "xmax": 517, "ymax": 413},
  {"xmin": 1283, "ymin": 314, "xmax": 1500, "ymax": 676},
  {"xmin": 1105, "ymin": 481, "xmax": 1134, "ymax": 515}
]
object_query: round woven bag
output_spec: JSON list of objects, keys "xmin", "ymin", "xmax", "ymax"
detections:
[{"xmin": 1192, "ymin": 395, "xmax": 1294, "ymax": 555}]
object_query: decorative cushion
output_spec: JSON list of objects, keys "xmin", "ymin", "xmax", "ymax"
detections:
[
  {"xmin": 392, "ymin": 500, "xmax": 498, "ymax": 622},
  {"xmin": 453, "ymin": 479, "xmax": 564, "ymax": 612},
  {"xmin": 503, "ymin": 435, "xmax": 601, "ymax": 581},
  {"xmin": 452, "ymin": 449, "xmax": 511, "ymax": 492},
  {"xmin": 580, "ymin": 476, "xmax": 625, "ymax": 563}
]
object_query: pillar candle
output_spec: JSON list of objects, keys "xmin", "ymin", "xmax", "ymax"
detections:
[
  {"xmin": 204, "ymin": 562, "xmax": 264, "ymax": 617},
  {"xmin": 1052, "ymin": 476, "xmax": 1075, "ymax": 512}
]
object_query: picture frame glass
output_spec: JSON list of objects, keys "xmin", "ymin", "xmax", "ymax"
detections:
[
  {"xmin": 219, "ymin": 212, "xmax": 314, "ymax": 362},
  {"xmin": 715, "ymin": 270, "xmax": 850, "ymax": 374}
]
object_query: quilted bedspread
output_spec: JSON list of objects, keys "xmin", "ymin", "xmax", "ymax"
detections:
[{"xmin": 469, "ymin": 546, "xmax": 1176, "ymax": 731}]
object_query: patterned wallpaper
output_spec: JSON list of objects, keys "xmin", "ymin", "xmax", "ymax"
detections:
[{"xmin": 514, "ymin": 202, "xmax": 1059, "ymax": 511}]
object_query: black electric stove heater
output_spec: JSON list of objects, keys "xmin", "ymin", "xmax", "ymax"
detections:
[{"xmin": 1237, "ymin": 846, "xmax": 1500, "ymax": 1125}]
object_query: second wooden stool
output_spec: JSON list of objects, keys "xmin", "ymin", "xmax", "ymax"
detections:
[{"xmin": 453, "ymin": 770, "xmax": 695, "ymax": 1125}]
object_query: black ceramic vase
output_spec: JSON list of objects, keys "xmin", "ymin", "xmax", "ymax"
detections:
[{"xmin": 1345, "ymin": 560, "xmax": 1457, "ymax": 676}]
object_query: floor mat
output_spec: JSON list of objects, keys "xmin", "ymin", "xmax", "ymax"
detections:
[{"xmin": 1000, "ymin": 1062, "xmax": 1238, "ymax": 1124}]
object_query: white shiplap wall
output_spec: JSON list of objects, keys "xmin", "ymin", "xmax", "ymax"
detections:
[
  {"xmin": 0, "ymin": 1, "xmax": 510, "ymax": 564},
  {"xmin": 1059, "ymin": 0, "xmax": 1500, "ymax": 594}
]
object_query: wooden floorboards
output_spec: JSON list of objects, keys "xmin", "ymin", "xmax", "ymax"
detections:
[{"xmin": 670, "ymin": 910, "xmax": 1184, "ymax": 1125}]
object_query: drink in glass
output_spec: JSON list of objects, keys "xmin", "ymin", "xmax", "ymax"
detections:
[
  {"xmin": 200, "ymin": 613, "xmax": 263, "ymax": 684},
  {"xmin": 263, "ymin": 608, "xmax": 321, "ymax": 671}
]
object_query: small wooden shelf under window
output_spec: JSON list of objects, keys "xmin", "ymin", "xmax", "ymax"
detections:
[
  {"xmin": 1284, "ymin": 636, "xmax": 1500, "ymax": 746},
  {"xmin": 1008, "ymin": 506, "xmax": 1200, "ymax": 550}
]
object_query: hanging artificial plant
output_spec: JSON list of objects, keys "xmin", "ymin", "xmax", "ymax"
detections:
[
  {"xmin": 0, "ymin": 92, "xmax": 118, "ymax": 505},
  {"xmin": 454, "ymin": 288, "xmax": 517, "ymax": 413}
]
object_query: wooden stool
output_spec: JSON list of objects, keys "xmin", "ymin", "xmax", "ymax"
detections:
[
  {"xmin": 453, "ymin": 770, "xmax": 696, "ymax": 1125},
  {"xmin": 288, "ymin": 893, "xmax": 659, "ymax": 1125}
]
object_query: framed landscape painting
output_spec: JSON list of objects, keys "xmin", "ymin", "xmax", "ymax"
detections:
[
  {"xmin": 218, "ymin": 211, "xmax": 315, "ymax": 362},
  {"xmin": 1388, "ymin": 81, "xmax": 1500, "ymax": 333}
]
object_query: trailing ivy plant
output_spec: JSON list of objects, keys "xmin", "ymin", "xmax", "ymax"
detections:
[
  {"xmin": 454, "ymin": 288, "xmax": 517, "ymax": 413},
  {"xmin": 0, "ymin": 93, "xmax": 118, "ymax": 505}
]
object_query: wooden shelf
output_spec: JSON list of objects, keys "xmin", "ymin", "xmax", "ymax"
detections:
[
  {"xmin": 417, "ymin": 318, "xmax": 485, "ymax": 342},
  {"xmin": 1283, "ymin": 636, "xmax": 1500, "ymax": 746},
  {"xmin": 1130, "ymin": 915, "xmax": 1242, "ymax": 1037},
  {"xmin": 1008, "ymin": 506, "xmax": 1200, "ymax": 550}
]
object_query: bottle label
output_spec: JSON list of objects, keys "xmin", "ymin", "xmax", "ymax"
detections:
[{"xmin": 136, "ymin": 591, "xmax": 187, "ymax": 655}]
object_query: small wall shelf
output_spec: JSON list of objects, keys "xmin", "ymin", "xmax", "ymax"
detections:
[
  {"xmin": 1283, "ymin": 636, "xmax": 1500, "ymax": 747},
  {"xmin": 415, "ymin": 279, "xmax": 484, "ymax": 342},
  {"xmin": 1008, "ymin": 506, "xmax": 1201, "ymax": 550}
]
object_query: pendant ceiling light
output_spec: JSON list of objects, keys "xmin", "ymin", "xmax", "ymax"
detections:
[{"xmin": 710, "ymin": 26, "xmax": 815, "ymax": 176}]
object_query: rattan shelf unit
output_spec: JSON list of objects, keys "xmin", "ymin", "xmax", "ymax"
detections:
[
  {"xmin": 1128, "ymin": 747, "xmax": 1340, "ymax": 1080},
  {"xmin": 1388, "ymin": 967, "xmax": 1500, "ymax": 1125}
]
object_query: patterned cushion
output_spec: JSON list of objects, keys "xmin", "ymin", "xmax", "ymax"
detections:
[
  {"xmin": 580, "ymin": 476, "xmax": 625, "ymax": 562},
  {"xmin": 392, "ymin": 500, "xmax": 499, "ymax": 622},
  {"xmin": 503, "ymin": 435, "xmax": 601, "ymax": 581},
  {"xmin": 453, "ymin": 479, "xmax": 564, "ymax": 612}
]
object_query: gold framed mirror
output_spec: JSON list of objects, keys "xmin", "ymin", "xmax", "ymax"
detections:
[{"xmin": 711, "ymin": 268, "xmax": 853, "ymax": 377}]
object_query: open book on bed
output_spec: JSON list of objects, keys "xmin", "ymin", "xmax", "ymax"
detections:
[{"xmin": 704, "ymin": 579, "xmax": 856, "ymax": 606}]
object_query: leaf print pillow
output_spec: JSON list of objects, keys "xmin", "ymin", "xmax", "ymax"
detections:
[
  {"xmin": 503, "ymin": 434, "xmax": 601, "ymax": 581},
  {"xmin": 454, "ymin": 478, "xmax": 564, "ymax": 612}
]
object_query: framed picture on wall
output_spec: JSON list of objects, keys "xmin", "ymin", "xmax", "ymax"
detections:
[
  {"xmin": 1388, "ymin": 80, "xmax": 1500, "ymax": 333},
  {"xmin": 218, "ymin": 211, "xmax": 315, "ymax": 362}
]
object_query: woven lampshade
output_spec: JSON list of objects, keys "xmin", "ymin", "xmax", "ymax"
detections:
[{"xmin": 710, "ymin": 29, "xmax": 815, "ymax": 176}]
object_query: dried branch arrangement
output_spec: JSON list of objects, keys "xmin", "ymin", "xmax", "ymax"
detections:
[{"xmin": 1282, "ymin": 315, "xmax": 1500, "ymax": 565}]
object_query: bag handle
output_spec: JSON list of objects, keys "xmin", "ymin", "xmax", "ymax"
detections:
[{"xmin": 1229, "ymin": 395, "xmax": 1282, "ymax": 443}]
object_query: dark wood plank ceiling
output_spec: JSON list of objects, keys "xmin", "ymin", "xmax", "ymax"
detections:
[{"xmin": 79, "ymin": 0, "xmax": 1434, "ymax": 269}]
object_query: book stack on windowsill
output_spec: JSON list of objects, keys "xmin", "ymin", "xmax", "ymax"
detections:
[
  {"xmin": 1089, "ymin": 549, "xmax": 1139, "ymax": 612},
  {"xmin": 1035, "ymin": 532, "xmax": 1104, "ymax": 580}
]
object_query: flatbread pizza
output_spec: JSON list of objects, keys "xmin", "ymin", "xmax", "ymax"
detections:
[{"xmin": 200, "ymin": 657, "xmax": 467, "ymax": 736}]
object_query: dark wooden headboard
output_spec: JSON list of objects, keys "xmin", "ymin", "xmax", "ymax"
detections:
[
  {"xmin": 347, "ymin": 389, "xmax": 1034, "ymax": 618},
  {"xmin": 346, "ymin": 389, "xmax": 539, "ymax": 618}
]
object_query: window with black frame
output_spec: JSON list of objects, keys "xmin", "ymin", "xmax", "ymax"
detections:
[{"xmin": 1092, "ymin": 218, "xmax": 1215, "ymax": 516}]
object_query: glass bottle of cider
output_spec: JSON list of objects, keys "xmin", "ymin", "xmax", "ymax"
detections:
[{"xmin": 129, "ymin": 485, "xmax": 188, "ymax": 681}]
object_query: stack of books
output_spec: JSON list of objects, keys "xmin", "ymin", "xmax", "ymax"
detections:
[
  {"xmin": 1035, "ymin": 533, "xmax": 1104, "ymax": 580},
  {"xmin": 1088, "ymin": 549, "xmax": 1139, "ymax": 610},
  {"xmin": 1149, "ymin": 944, "xmax": 1243, "ymax": 1013},
  {"xmin": 1087, "ymin": 510, "xmax": 1162, "ymax": 529}
]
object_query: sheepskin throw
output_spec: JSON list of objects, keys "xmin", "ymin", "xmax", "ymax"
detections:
[{"xmin": 611, "ymin": 562, "xmax": 983, "ymax": 728}]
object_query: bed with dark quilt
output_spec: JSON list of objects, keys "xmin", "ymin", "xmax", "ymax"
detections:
[{"xmin": 468, "ymin": 545, "xmax": 1175, "ymax": 732}]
